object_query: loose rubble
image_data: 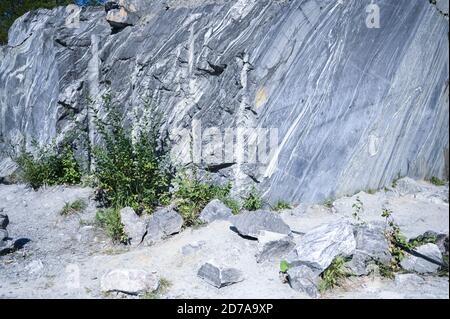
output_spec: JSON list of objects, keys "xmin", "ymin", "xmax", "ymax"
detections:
[
  {"xmin": 145, "ymin": 207, "xmax": 184, "ymax": 244},
  {"xmin": 0, "ymin": 178, "xmax": 448, "ymax": 299},
  {"xmin": 120, "ymin": 207, "xmax": 146, "ymax": 247},
  {"xmin": 197, "ymin": 262, "xmax": 244, "ymax": 288},
  {"xmin": 199, "ymin": 200, "xmax": 233, "ymax": 223},
  {"xmin": 286, "ymin": 221, "xmax": 356, "ymax": 272},
  {"xmin": 400, "ymin": 244, "xmax": 443, "ymax": 274},
  {"xmin": 231, "ymin": 210, "xmax": 291, "ymax": 239},
  {"xmin": 256, "ymin": 231, "xmax": 295, "ymax": 263},
  {"xmin": 0, "ymin": 212, "xmax": 13, "ymax": 255}
]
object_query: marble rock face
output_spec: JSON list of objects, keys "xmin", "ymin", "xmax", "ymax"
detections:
[{"xmin": 0, "ymin": 0, "xmax": 448, "ymax": 203}]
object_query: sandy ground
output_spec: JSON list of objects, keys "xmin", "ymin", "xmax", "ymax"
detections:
[{"xmin": 0, "ymin": 180, "xmax": 448, "ymax": 299}]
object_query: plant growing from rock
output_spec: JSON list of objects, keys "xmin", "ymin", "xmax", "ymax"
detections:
[
  {"xmin": 351, "ymin": 197, "xmax": 365, "ymax": 224},
  {"xmin": 172, "ymin": 170, "xmax": 237, "ymax": 226},
  {"xmin": 430, "ymin": 176, "xmax": 446, "ymax": 186},
  {"xmin": 391, "ymin": 173, "xmax": 402, "ymax": 188},
  {"xmin": 273, "ymin": 200, "xmax": 292, "ymax": 211},
  {"xmin": 322, "ymin": 198, "xmax": 334, "ymax": 209},
  {"xmin": 318, "ymin": 256, "xmax": 349, "ymax": 293},
  {"xmin": 95, "ymin": 208, "xmax": 127, "ymax": 243},
  {"xmin": 143, "ymin": 277, "xmax": 172, "ymax": 299},
  {"xmin": 242, "ymin": 186, "xmax": 263, "ymax": 211},
  {"xmin": 60, "ymin": 199, "xmax": 87, "ymax": 216},
  {"xmin": 381, "ymin": 208, "xmax": 411, "ymax": 277}
]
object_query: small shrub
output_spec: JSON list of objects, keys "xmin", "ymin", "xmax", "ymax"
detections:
[
  {"xmin": 95, "ymin": 208, "xmax": 127, "ymax": 243},
  {"xmin": 430, "ymin": 176, "xmax": 446, "ymax": 186},
  {"xmin": 60, "ymin": 199, "xmax": 87, "ymax": 216},
  {"xmin": 92, "ymin": 95, "xmax": 174, "ymax": 214},
  {"xmin": 280, "ymin": 260, "xmax": 290, "ymax": 273},
  {"xmin": 242, "ymin": 186, "xmax": 263, "ymax": 211},
  {"xmin": 222, "ymin": 197, "xmax": 241, "ymax": 215},
  {"xmin": 391, "ymin": 173, "xmax": 402, "ymax": 188},
  {"xmin": 382, "ymin": 208, "xmax": 411, "ymax": 275},
  {"xmin": 323, "ymin": 198, "xmax": 334, "ymax": 209},
  {"xmin": 14, "ymin": 145, "xmax": 82, "ymax": 190},
  {"xmin": 319, "ymin": 256, "xmax": 348, "ymax": 293},
  {"xmin": 173, "ymin": 171, "xmax": 236, "ymax": 226},
  {"xmin": 273, "ymin": 200, "xmax": 292, "ymax": 211},
  {"xmin": 351, "ymin": 197, "xmax": 365, "ymax": 223}
]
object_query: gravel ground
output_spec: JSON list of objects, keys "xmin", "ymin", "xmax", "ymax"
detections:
[{"xmin": 0, "ymin": 180, "xmax": 448, "ymax": 299}]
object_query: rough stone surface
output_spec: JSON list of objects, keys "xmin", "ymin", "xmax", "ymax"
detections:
[
  {"xmin": 231, "ymin": 210, "xmax": 291, "ymax": 239},
  {"xmin": 413, "ymin": 231, "xmax": 449, "ymax": 256},
  {"xmin": 145, "ymin": 207, "xmax": 184, "ymax": 244},
  {"xmin": 332, "ymin": 185, "xmax": 449, "ymax": 240},
  {"xmin": 400, "ymin": 243, "xmax": 443, "ymax": 274},
  {"xmin": 287, "ymin": 221, "xmax": 356, "ymax": 272},
  {"xmin": 197, "ymin": 262, "xmax": 244, "ymax": 288},
  {"xmin": 0, "ymin": 0, "xmax": 448, "ymax": 203},
  {"xmin": 346, "ymin": 222, "xmax": 392, "ymax": 276},
  {"xmin": 256, "ymin": 231, "xmax": 295, "ymax": 263},
  {"xmin": 354, "ymin": 223, "xmax": 391, "ymax": 264},
  {"xmin": 287, "ymin": 265, "xmax": 320, "ymax": 299},
  {"xmin": 0, "ymin": 229, "xmax": 9, "ymax": 250},
  {"xmin": 25, "ymin": 259, "xmax": 44, "ymax": 275},
  {"xmin": 120, "ymin": 207, "xmax": 146, "ymax": 247},
  {"xmin": 0, "ymin": 214, "xmax": 9, "ymax": 229},
  {"xmin": 199, "ymin": 199, "xmax": 233, "ymax": 223},
  {"xmin": 101, "ymin": 269, "xmax": 159, "ymax": 295}
]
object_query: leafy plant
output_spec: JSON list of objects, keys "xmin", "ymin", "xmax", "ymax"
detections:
[
  {"xmin": 14, "ymin": 143, "xmax": 82, "ymax": 190},
  {"xmin": 173, "ymin": 170, "xmax": 237, "ymax": 226},
  {"xmin": 92, "ymin": 95, "xmax": 174, "ymax": 214},
  {"xmin": 319, "ymin": 256, "xmax": 348, "ymax": 293},
  {"xmin": 391, "ymin": 173, "xmax": 402, "ymax": 188},
  {"xmin": 95, "ymin": 208, "xmax": 127, "ymax": 243},
  {"xmin": 382, "ymin": 208, "xmax": 411, "ymax": 276},
  {"xmin": 323, "ymin": 198, "xmax": 334, "ymax": 209},
  {"xmin": 430, "ymin": 176, "xmax": 446, "ymax": 186},
  {"xmin": 273, "ymin": 200, "xmax": 292, "ymax": 211},
  {"xmin": 222, "ymin": 197, "xmax": 241, "ymax": 215},
  {"xmin": 280, "ymin": 260, "xmax": 290, "ymax": 273},
  {"xmin": 351, "ymin": 197, "xmax": 365, "ymax": 223},
  {"xmin": 242, "ymin": 186, "xmax": 263, "ymax": 211},
  {"xmin": 60, "ymin": 199, "xmax": 87, "ymax": 216}
]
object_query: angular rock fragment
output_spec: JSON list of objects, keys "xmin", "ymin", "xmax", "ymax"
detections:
[
  {"xmin": 120, "ymin": 207, "xmax": 146, "ymax": 247},
  {"xmin": 101, "ymin": 269, "xmax": 159, "ymax": 295},
  {"xmin": 231, "ymin": 210, "xmax": 291, "ymax": 239},
  {"xmin": 199, "ymin": 199, "xmax": 233, "ymax": 223},
  {"xmin": 145, "ymin": 207, "xmax": 183, "ymax": 244},
  {"xmin": 0, "ymin": 213, "xmax": 9, "ymax": 229},
  {"xmin": 286, "ymin": 221, "xmax": 356, "ymax": 272},
  {"xmin": 0, "ymin": 229, "xmax": 11, "ymax": 255},
  {"xmin": 287, "ymin": 265, "xmax": 320, "ymax": 298},
  {"xmin": 256, "ymin": 231, "xmax": 295, "ymax": 263},
  {"xmin": 197, "ymin": 262, "xmax": 244, "ymax": 288},
  {"xmin": 345, "ymin": 222, "xmax": 391, "ymax": 276},
  {"xmin": 400, "ymin": 244, "xmax": 443, "ymax": 274},
  {"xmin": 413, "ymin": 231, "xmax": 449, "ymax": 256},
  {"xmin": 105, "ymin": 1, "xmax": 139, "ymax": 32}
]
